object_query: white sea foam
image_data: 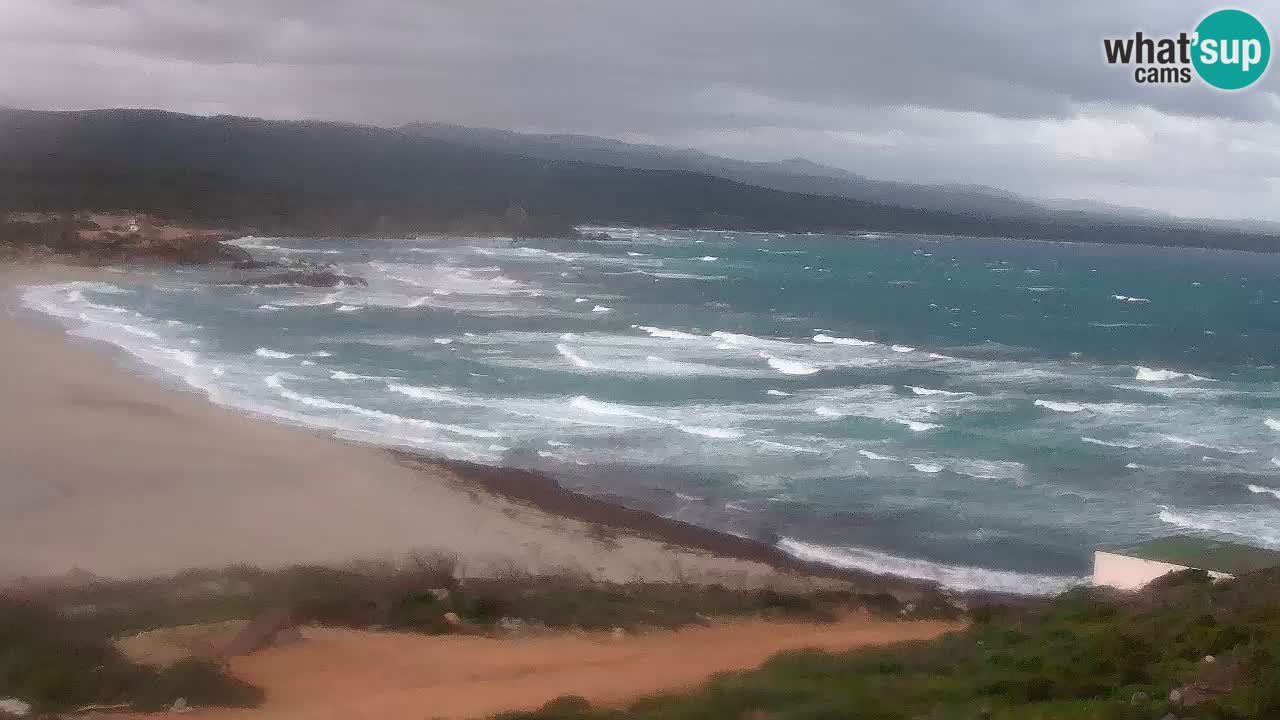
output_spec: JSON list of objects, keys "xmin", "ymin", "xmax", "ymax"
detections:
[
  {"xmin": 1158, "ymin": 505, "xmax": 1280, "ymax": 548},
  {"xmin": 766, "ymin": 389, "xmax": 793, "ymax": 397},
  {"xmin": 1081, "ymin": 436, "xmax": 1140, "ymax": 449},
  {"xmin": 1135, "ymin": 366, "xmax": 1211, "ymax": 383},
  {"xmin": 765, "ymin": 356, "xmax": 820, "ymax": 375},
  {"xmin": 911, "ymin": 463, "xmax": 944, "ymax": 473},
  {"xmin": 949, "ymin": 458, "xmax": 1027, "ymax": 481},
  {"xmin": 908, "ymin": 386, "xmax": 969, "ymax": 397},
  {"xmin": 556, "ymin": 344, "xmax": 596, "ymax": 369},
  {"xmin": 699, "ymin": 256, "xmax": 719, "ymax": 262},
  {"xmin": 1249, "ymin": 485, "xmax": 1280, "ymax": 500},
  {"xmin": 1162, "ymin": 435, "xmax": 1254, "ymax": 455},
  {"xmin": 898, "ymin": 419, "xmax": 941, "ymax": 432},
  {"xmin": 433, "ymin": 338, "xmax": 454, "ymax": 345},
  {"xmin": 567, "ymin": 395, "xmax": 740, "ymax": 440},
  {"xmin": 336, "ymin": 304, "xmax": 361, "ymax": 313},
  {"xmin": 1265, "ymin": 418, "xmax": 1280, "ymax": 432},
  {"xmin": 754, "ymin": 440, "xmax": 823, "ymax": 454},
  {"xmin": 814, "ymin": 406, "xmax": 847, "ymax": 417},
  {"xmin": 1035, "ymin": 399, "xmax": 1086, "ymax": 413},
  {"xmin": 813, "ymin": 334, "xmax": 875, "ymax": 347},
  {"xmin": 229, "ymin": 236, "xmax": 341, "ymax": 255},
  {"xmin": 635, "ymin": 325, "xmax": 700, "ymax": 340},
  {"xmin": 591, "ymin": 305, "xmax": 611, "ymax": 313},
  {"xmin": 255, "ymin": 348, "xmax": 295, "ymax": 359},
  {"xmin": 265, "ymin": 374, "xmax": 499, "ymax": 438},
  {"xmin": 78, "ymin": 316, "xmax": 160, "ymax": 339},
  {"xmin": 677, "ymin": 424, "xmax": 743, "ymax": 439},
  {"xmin": 710, "ymin": 331, "xmax": 763, "ymax": 346},
  {"xmin": 858, "ymin": 450, "xmax": 895, "ymax": 461},
  {"xmin": 890, "ymin": 345, "xmax": 915, "ymax": 353},
  {"xmin": 257, "ymin": 304, "xmax": 281, "ymax": 311},
  {"xmin": 1112, "ymin": 294, "xmax": 1151, "ymax": 304},
  {"xmin": 776, "ymin": 537, "xmax": 1082, "ymax": 594},
  {"xmin": 330, "ymin": 370, "xmax": 398, "ymax": 381},
  {"xmin": 570, "ymin": 395, "xmax": 652, "ymax": 420},
  {"xmin": 387, "ymin": 383, "xmax": 465, "ymax": 403}
]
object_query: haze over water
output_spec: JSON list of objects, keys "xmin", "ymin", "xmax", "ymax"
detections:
[{"xmin": 24, "ymin": 228, "xmax": 1280, "ymax": 593}]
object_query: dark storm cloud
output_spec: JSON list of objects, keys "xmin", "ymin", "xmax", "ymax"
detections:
[
  {"xmin": 1, "ymin": 0, "xmax": 1278, "ymax": 218},
  {"xmin": 4, "ymin": 0, "xmax": 1276, "ymax": 128}
]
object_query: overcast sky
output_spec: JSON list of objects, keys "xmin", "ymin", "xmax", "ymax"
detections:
[{"xmin": 1, "ymin": 1, "xmax": 1277, "ymax": 220}]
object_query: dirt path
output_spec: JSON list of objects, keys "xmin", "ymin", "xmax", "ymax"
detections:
[{"xmin": 167, "ymin": 616, "xmax": 962, "ymax": 720}]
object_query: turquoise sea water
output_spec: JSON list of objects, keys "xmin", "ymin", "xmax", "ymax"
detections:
[{"xmin": 22, "ymin": 228, "xmax": 1280, "ymax": 593}]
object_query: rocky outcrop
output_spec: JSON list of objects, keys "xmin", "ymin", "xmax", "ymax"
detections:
[
  {"xmin": 109, "ymin": 233, "xmax": 252, "ymax": 265},
  {"xmin": 1, "ymin": 216, "xmax": 252, "ymax": 266}
]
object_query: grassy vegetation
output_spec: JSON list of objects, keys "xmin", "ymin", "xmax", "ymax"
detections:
[
  {"xmin": 20, "ymin": 554, "xmax": 945, "ymax": 640},
  {"xmin": 501, "ymin": 569, "xmax": 1280, "ymax": 720},
  {"xmin": 0, "ymin": 599, "xmax": 261, "ymax": 714},
  {"xmin": 17, "ymin": 559, "xmax": 1279, "ymax": 718},
  {"xmin": 2, "ymin": 554, "xmax": 927, "ymax": 714}
]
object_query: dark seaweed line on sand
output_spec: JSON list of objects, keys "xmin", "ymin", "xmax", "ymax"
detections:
[{"xmin": 389, "ymin": 450, "xmax": 964, "ymax": 600}]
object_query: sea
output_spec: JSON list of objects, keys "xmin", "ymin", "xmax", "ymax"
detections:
[{"xmin": 20, "ymin": 228, "xmax": 1280, "ymax": 594}]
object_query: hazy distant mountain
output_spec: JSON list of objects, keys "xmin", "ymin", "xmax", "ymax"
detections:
[
  {"xmin": 399, "ymin": 122, "xmax": 1172, "ymax": 223},
  {"xmin": 0, "ymin": 108, "xmax": 1276, "ymax": 251},
  {"xmin": 1038, "ymin": 197, "xmax": 1174, "ymax": 222}
]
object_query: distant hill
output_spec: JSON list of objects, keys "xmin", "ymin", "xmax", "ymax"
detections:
[
  {"xmin": 0, "ymin": 108, "xmax": 1276, "ymax": 251},
  {"xmin": 400, "ymin": 121, "xmax": 1061, "ymax": 219}
]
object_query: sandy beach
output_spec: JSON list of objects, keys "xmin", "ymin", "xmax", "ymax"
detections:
[{"xmin": 0, "ymin": 264, "xmax": 858, "ymax": 590}]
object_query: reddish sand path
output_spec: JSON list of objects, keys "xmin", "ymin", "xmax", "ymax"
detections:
[{"xmin": 168, "ymin": 616, "xmax": 962, "ymax": 720}]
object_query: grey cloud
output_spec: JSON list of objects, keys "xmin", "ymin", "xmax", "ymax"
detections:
[{"xmin": 5, "ymin": 0, "xmax": 1277, "ymax": 128}]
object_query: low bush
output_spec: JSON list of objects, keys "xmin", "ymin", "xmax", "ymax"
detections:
[
  {"xmin": 498, "ymin": 568, "xmax": 1280, "ymax": 720},
  {"xmin": 0, "ymin": 600, "xmax": 260, "ymax": 714}
]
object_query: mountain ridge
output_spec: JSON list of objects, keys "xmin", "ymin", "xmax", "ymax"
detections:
[{"xmin": 0, "ymin": 108, "xmax": 1275, "ymax": 251}]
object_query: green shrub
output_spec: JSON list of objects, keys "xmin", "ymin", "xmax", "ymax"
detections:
[
  {"xmin": 129, "ymin": 659, "xmax": 263, "ymax": 711},
  {"xmin": 0, "ymin": 600, "xmax": 258, "ymax": 713},
  {"xmin": 497, "ymin": 568, "xmax": 1280, "ymax": 720}
]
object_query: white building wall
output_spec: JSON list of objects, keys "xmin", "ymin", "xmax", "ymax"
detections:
[{"xmin": 1091, "ymin": 551, "xmax": 1233, "ymax": 591}]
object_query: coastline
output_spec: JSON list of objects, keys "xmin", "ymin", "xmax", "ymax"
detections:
[{"xmin": 0, "ymin": 262, "xmax": 947, "ymax": 599}]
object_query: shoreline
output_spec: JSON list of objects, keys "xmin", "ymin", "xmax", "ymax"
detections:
[
  {"xmin": 0, "ymin": 262, "xmax": 956, "ymax": 599},
  {"xmin": 402, "ymin": 453, "xmax": 942, "ymax": 595}
]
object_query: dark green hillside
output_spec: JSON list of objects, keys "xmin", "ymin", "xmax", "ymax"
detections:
[{"xmin": 1, "ymin": 109, "xmax": 1277, "ymax": 251}]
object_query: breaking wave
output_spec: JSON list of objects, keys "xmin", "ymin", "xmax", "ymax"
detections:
[
  {"xmin": 1135, "ymin": 366, "xmax": 1211, "ymax": 383},
  {"xmin": 1247, "ymin": 485, "xmax": 1280, "ymax": 501},
  {"xmin": 765, "ymin": 356, "xmax": 820, "ymax": 376},
  {"xmin": 1158, "ymin": 505, "xmax": 1280, "ymax": 548},
  {"xmin": 777, "ymin": 537, "xmax": 1083, "ymax": 594},
  {"xmin": 813, "ymin": 333, "xmax": 875, "ymax": 347}
]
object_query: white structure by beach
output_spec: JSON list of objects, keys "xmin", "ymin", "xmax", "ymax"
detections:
[{"xmin": 1092, "ymin": 535, "xmax": 1280, "ymax": 591}]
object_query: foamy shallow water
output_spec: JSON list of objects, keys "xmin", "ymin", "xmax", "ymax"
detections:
[{"xmin": 19, "ymin": 229, "xmax": 1280, "ymax": 594}]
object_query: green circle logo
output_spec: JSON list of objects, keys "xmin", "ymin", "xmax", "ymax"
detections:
[{"xmin": 1192, "ymin": 9, "xmax": 1270, "ymax": 90}]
